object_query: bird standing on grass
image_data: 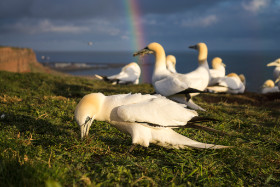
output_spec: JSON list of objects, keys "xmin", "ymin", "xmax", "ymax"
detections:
[
  {"xmin": 95, "ymin": 62, "xmax": 141, "ymax": 85},
  {"xmin": 75, "ymin": 93, "xmax": 231, "ymax": 151},
  {"xmin": 267, "ymin": 58, "xmax": 280, "ymax": 80},
  {"xmin": 133, "ymin": 42, "xmax": 210, "ymax": 111},
  {"xmin": 208, "ymin": 57, "xmax": 226, "ymax": 86}
]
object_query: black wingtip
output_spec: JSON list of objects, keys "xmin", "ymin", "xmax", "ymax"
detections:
[
  {"xmin": 188, "ymin": 116, "xmax": 220, "ymax": 123},
  {"xmin": 176, "ymin": 88, "xmax": 206, "ymax": 95}
]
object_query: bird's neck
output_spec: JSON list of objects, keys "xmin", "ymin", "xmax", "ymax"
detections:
[
  {"xmin": 154, "ymin": 49, "xmax": 167, "ymax": 72},
  {"xmin": 198, "ymin": 59, "xmax": 209, "ymax": 69},
  {"xmin": 198, "ymin": 47, "xmax": 208, "ymax": 66}
]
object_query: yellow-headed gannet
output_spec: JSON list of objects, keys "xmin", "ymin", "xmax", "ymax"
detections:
[
  {"xmin": 261, "ymin": 80, "xmax": 279, "ymax": 94},
  {"xmin": 95, "ymin": 62, "xmax": 141, "ymax": 85},
  {"xmin": 75, "ymin": 93, "xmax": 231, "ymax": 150},
  {"xmin": 206, "ymin": 73, "xmax": 246, "ymax": 94},
  {"xmin": 208, "ymin": 57, "xmax": 226, "ymax": 86},
  {"xmin": 133, "ymin": 42, "xmax": 210, "ymax": 111},
  {"xmin": 166, "ymin": 55, "xmax": 177, "ymax": 73},
  {"xmin": 267, "ymin": 58, "xmax": 280, "ymax": 80}
]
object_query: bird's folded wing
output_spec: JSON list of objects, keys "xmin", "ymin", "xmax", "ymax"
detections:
[
  {"xmin": 117, "ymin": 97, "xmax": 197, "ymax": 127},
  {"xmin": 108, "ymin": 71, "xmax": 125, "ymax": 80},
  {"xmin": 219, "ymin": 77, "xmax": 243, "ymax": 90},
  {"xmin": 154, "ymin": 76, "xmax": 190, "ymax": 96},
  {"xmin": 218, "ymin": 77, "xmax": 237, "ymax": 89}
]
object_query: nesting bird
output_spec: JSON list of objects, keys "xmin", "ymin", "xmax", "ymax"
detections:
[
  {"xmin": 208, "ymin": 57, "xmax": 226, "ymax": 86},
  {"xmin": 166, "ymin": 55, "xmax": 177, "ymax": 73},
  {"xmin": 133, "ymin": 42, "xmax": 210, "ymax": 111},
  {"xmin": 95, "ymin": 62, "xmax": 141, "ymax": 85},
  {"xmin": 75, "ymin": 92, "xmax": 231, "ymax": 150},
  {"xmin": 207, "ymin": 73, "xmax": 246, "ymax": 94},
  {"xmin": 267, "ymin": 58, "xmax": 280, "ymax": 80},
  {"xmin": 261, "ymin": 80, "xmax": 279, "ymax": 94}
]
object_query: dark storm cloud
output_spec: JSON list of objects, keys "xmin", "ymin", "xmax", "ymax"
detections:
[
  {"xmin": 0, "ymin": 0, "xmax": 279, "ymax": 51},
  {"xmin": 0, "ymin": 0, "xmax": 122, "ymax": 20}
]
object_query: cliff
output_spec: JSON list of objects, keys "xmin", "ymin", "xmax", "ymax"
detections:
[{"xmin": 0, "ymin": 46, "xmax": 50, "ymax": 73}]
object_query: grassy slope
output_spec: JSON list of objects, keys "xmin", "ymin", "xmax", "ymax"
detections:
[{"xmin": 0, "ymin": 71, "xmax": 279, "ymax": 186}]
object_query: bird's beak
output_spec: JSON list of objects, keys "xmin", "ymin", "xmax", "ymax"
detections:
[
  {"xmin": 267, "ymin": 61, "xmax": 278, "ymax": 67},
  {"xmin": 189, "ymin": 45, "xmax": 198, "ymax": 50},
  {"xmin": 275, "ymin": 77, "xmax": 280, "ymax": 84},
  {"xmin": 133, "ymin": 47, "xmax": 154, "ymax": 57},
  {"xmin": 80, "ymin": 116, "xmax": 94, "ymax": 139},
  {"xmin": 222, "ymin": 62, "xmax": 226, "ymax": 67}
]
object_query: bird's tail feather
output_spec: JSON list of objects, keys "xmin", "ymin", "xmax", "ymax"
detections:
[
  {"xmin": 186, "ymin": 116, "xmax": 227, "ymax": 135},
  {"xmin": 152, "ymin": 128, "xmax": 232, "ymax": 149},
  {"xmin": 94, "ymin": 74, "xmax": 119, "ymax": 84},
  {"xmin": 177, "ymin": 87, "xmax": 207, "ymax": 94}
]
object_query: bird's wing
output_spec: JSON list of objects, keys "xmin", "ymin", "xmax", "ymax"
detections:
[
  {"xmin": 116, "ymin": 96, "xmax": 197, "ymax": 127},
  {"xmin": 210, "ymin": 69, "xmax": 224, "ymax": 79},
  {"xmin": 218, "ymin": 77, "xmax": 240, "ymax": 89},
  {"xmin": 110, "ymin": 65, "xmax": 140, "ymax": 83},
  {"xmin": 273, "ymin": 67, "xmax": 280, "ymax": 80},
  {"xmin": 107, "ymin": 71, "xmax": 124, "ymax": 80},
  {"xmin": 154, "ymin": 74, "xmax": 190, "ymax": 96}
]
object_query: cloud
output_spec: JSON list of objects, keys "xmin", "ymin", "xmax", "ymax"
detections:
[
  {"xmin": 242, "ymin": 0, "xmax": 271, "ymax": 13},
  {"xmin": 3, "ymin": 19, "xmax": 90, "ymax": 34},
  {"xmin": 37, "ymin": 20, "xmax": 90, "ymax": 34},
  {"xmin": 181, "ymin": 15, "xmax": 218, "ymax": 28}
]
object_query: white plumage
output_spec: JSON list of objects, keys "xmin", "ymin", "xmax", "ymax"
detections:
[
  {"xmin": 74, "ymin": 93, "xmax": 231, "ymax": 149},
  {"xmin": 207, "ymin": 73, "xmax": 246, "ymax": 94},
  {"xmin": 275, "ymin": 77, "xmax": 280, "ymax": 90},
  {"xmin": 166, "ymin": 55, "xmax": 177, "ymax": 73},
  {"xmin": 133, "ymin": 42, "xmax": 210, "ymax": 111},
  {"xmin": 261, "ymin": 80, "xmax": 279, "ymax": 94},
  {"xmin": 208, "ymin": 57, "xmax": 226, "ymax": 86},
  {"xmin": 267, "ymin": 58, "xmax": 280, "ymax": 80},
  {"xmin": 95, "ymin": 62, "xmax": 141, "ymax": 85}
]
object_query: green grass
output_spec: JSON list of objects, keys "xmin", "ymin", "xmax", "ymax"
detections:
[{"xmin": 0, "ymin": 71, "xmax": 279, "ymax": 186}]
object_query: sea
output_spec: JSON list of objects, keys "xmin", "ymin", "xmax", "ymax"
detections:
[{"xmin": 35, "ymin": 50, "xmax": 280, "ymax": 93}]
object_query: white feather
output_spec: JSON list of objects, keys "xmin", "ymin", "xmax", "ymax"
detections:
[
  {"xmin": 75, "ymin": 93, "xmax": 231, "ymax": 149},
  {"xmin": 97, "ymin": 62, "xmax": 141, "ymax": 84}
]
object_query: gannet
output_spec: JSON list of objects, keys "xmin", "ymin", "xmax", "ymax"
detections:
[
  {"xmin": 275, "ymin": 77, "xmax": 280, "ymax": 90},
  {"xmin": 166, "ymin": 55, "xmax": 177, "ymax": 73},
  {"xmin": 206, "ymin": 73, "xmax": 246, "ymax": 94},
  {"xmin": 261, "ymin": 80, "xmax": 279, "ymax": 94},
  {"xmin": 133, "ymin": 42, "xmax": 210, "ymax": 111},
  {"xmin": 208, "ymin": 57, "xmax": 226, "ymax": 86},
  {"xmin": 95, "ymin": 62, "xmax": 141, "ymax": 85},
  {"xmin": 75, "ymin": 92, "xmax": 231, "ymax": 150},
  {"xmin": 267, "ymin": 58, "xmax": 280, "ymax": 80}
]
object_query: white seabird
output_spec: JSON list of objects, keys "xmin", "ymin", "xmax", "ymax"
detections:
[
  {"xmin": 206, "ymin": 73, "xmax": 246, "ymax": 94},
  {"xmin": 166, "ymin": 55, "xmax": 177, "ymax": 73},
  {"xmin": 133, "ymin": 42, "xmax": 210, "ymax": 111},
  {"xmin": 208, "ymin": 57, "xmax": 226, "ymax": 86},
  {"xmin": 267, "ymin": 58, "xmax": 280, "ymax": 80},
  {"xmin": 275, "ymin": 76, "xmax": 280, "ymax": 90},
  {"xmin": 95, "ymin": 62, "xmax": 141, "ymax": 85},
  {"xmin": 75, "ymin": 92, "xmax": 231, "ymax": 150},
  {"xmin": 261, "ymin": 80, "xmax": 279, "ymax": 94}
]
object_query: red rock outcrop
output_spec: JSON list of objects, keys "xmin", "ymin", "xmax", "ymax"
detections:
[{"xmin": 0, "ymin": 46, "xmax": 50, "ymax": 73}]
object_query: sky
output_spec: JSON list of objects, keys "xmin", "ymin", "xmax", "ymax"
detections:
[{"xmin": 0, "ymin": 0, "xmax": 279, "ymax": 52}]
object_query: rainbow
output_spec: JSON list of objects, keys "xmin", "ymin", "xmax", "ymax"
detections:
[{"xmin": 124, "ymin": 0, "xmax": 150, "ymax": 83}]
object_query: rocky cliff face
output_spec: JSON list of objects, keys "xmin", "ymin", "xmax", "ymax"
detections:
[{"xmin": 0, "ymin": 47, "xmax": 50, "ymax": 73}]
